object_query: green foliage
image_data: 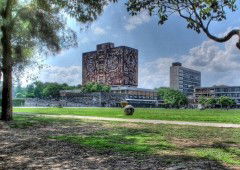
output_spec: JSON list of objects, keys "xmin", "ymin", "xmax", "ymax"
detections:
[
  {"xmin": 33, "ymin": 81, "xmax": 45, "ymax": 98},
  {"xmin": 199, "ymin": 96, "xmax": 208, "ymax": 106},
  {"xmin": 25, "ymin": 93, "xmax": 35, "ymax": 98},
  {"xmin": 198, "ymin": 96, "xmax": 236, "ymax": 109},
  {"xmin": 15, "ymin": 81, "xmax": 81, "ymax": 98},
  {"xmin": 218, "ymin": 96, "xmax": 236, "ymax": 108},
  {"xmin": 42, "ymin": 83, "xmax": 65, "ymax": 98},
  {"xmin": 0, "ymin": 98, "xmax": 25, "ymax": 106},
  {"xmin": 157, "ymin": 88, "xmax": 188, "ymax": 108},
  {"xmin": 126, "ymin": 0, "xmax": 240, "ymax": 48},
  {"xmin": 14, "ymin": 84, "xmax": 26, "ymax": 98},
  {"xmin": 16, "ymin": 93, "xmax": 25, "ymax": 98},
  {"xmin": 0, "ymin": 0, "xmax": 115, "ymax": 59},
  {"xmin": 0, "ymin": 0, "xmax": 116, "ymax": 120},
  {"xmin": 81, "ymin": 82, "xmax": 111, "ymax": 93},
  {"xmin": 206, "ymin": 98, "xmax": 217, "ymax": 108}
]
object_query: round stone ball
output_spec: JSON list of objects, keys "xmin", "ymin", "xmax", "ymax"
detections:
[{"xmin": 124, "ymin": 105, "xmax": 135, "ymax": 116}]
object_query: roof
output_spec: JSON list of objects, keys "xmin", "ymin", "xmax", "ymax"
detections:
[{"xmin": 111, "ymin": 86, "xmax": 157, "ymax": 92}]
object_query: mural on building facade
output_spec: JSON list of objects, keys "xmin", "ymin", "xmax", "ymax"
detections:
[{"xmin": 82, "ymin": 43, "xmax": 138, "ymax": 86}]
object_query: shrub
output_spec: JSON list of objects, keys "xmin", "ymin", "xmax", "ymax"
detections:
[{"xmin": 0, "ymin": 98, "xmax": 25, "ymax": 106}]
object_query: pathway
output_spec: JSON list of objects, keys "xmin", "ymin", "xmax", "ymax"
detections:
[{"xmin": 16, "ymin": 113, "xmax": 240, "ymax": 128}]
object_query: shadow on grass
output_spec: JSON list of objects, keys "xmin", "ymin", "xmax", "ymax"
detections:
[
  {"xmin": 50, "ymin": 127, "xmax": 240, "ymax": 168},
  {"xmin": 1, "ymin": 114, "xmax": 239, "ymax": 169}
]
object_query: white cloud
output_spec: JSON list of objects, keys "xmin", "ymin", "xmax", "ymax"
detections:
[
  {"xmin": 39, "ymin": 66, "xmax": 82, "ymax": 85},
  {"xmin": 92, "ymin": 26, "xmax": 106, "ymax": 35},
  {"xmin": 139, "ymin": 36, "xmax": 240, "ymax": 88},
  {"xmin": 139, "ymin": 58, "xmax": 175, "ymax": 89},
  {"xmin": 124, "ymin": 10, "xmax": 151, "ymax": 31},
  {"xmin": 30, "ymin": 32, "xmax": 240, "ymax": 88},
  {"xmin": 182, "ymin": 38, "xmax": 240, "ymax": 72},
  {"xmin": 181, "ymin": 36, "xmax": 240, "ymax": 86}
]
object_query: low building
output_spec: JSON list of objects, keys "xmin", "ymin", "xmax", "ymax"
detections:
[
  {"xmin": 59, "ymin": 87, "xmax": 163, "ymax": 108},
  {"xmin": 194, "ymin": 85, "xmax": 240, "ymax": 104},
  {"xmin": 170, "ymin": 62, "xmax": 201, "ymax": 96},
  {"xmin": 111, "ymin": 86, "xmax": 162, "ymax": 107}
]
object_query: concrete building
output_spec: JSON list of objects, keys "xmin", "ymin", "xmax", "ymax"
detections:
[
  {"xmin": 82, "ymin": 42, "xmax": 138, "ymax": 86},
  {"xmin": 170, "ymin": 62, "xmax": 201, "ymax": 96},
  {"xmin": 111, "ymin": 86, "xmax": 162, "ymax": 107},
  {"xmin": 60, "ymin": 87, "xmax": 163, "ymax": 108},
  {"xmin": 56, "ymin": 42, "xmax": 162, "ymax": 108},
  {"xmin": 194, "ymin": 85, "xmax": 240, "ymax": 104}
]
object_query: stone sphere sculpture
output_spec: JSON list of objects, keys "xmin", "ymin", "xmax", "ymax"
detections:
[{"xmin": 124, "ymin": 105, "xmax": 135, "ymax": 116}]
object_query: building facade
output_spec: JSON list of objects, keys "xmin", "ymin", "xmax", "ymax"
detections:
[
  {"xmin": 170, "ymin": 62, "xmax": 201, "ymax": 96},
  {"xmin": 194, "ymin": 85, "xmax": 240, "ymax": 104},
  {"xmin": 82, "ymin": 43, "xmax": 138, "ymax": 86},
  {"xmin": 59, "ymin": 87, "xmax": 163, "ymax": 108}
]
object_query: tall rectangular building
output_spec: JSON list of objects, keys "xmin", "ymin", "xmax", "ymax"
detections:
[
  {"xmin": 170, "ymin": 62, "xmax": 201, "ymax": 96},
  {"xmin": 82, "ymin": 43, "xmax": 138, "ymax": 86}
]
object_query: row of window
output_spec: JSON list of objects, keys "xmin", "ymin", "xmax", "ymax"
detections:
[
  {"xmin": 127, "ymin": 95, "xmax": 158, "ymax": 100},
  {"xmin": 215, "ymin": 88, "xmax": 240, "ymax": 92},
  {"xmin": 215, "ymin": 93, "xmax": 240, "ymax": 98}
]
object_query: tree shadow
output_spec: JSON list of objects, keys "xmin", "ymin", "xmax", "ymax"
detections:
[{"xmin": 0, "ymin": 117, "xmax": 237, "ymax": 169}]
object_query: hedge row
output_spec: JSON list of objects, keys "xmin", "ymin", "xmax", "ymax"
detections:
[{"xmin": 0, "ymin": 98, "xmax": 25, "ymax": 107}]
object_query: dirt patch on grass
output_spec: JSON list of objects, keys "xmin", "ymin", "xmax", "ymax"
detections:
[
  {"xmin": 0, "ymin": 119, "xmax": 236, "ymax": 170},
  {"xmin": 171, "ymin": 138, "xmax": 214, "ymax": 147},
  {"xmin": 103, "ymin": 122, "xmax": 144, "ymax": 129}
]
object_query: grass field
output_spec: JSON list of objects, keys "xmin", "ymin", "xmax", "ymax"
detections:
[
  {"xmin": 14, "ymin": 107, "xmax": 240, "ymax": 124},
  {"xmin": 9, "ymin": 114, "xmax": 240, "ymax": 167}
]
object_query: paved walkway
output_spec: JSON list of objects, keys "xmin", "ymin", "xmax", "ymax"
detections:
[{"xmin": 16, "ymin": 113, "xmax": 240, "ymax": 128}]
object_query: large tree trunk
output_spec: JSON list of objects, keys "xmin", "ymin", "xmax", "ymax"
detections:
[
  {"xmin": 1, "ymin": 0, "xmax": 13, "ymax": 121},
  {"xmin": 1, "ymin": 26, "xmax": 13, "ymax": 121}
]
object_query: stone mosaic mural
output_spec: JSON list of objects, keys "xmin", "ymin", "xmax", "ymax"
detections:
[{"xmin": 82, "ymin": 43, "xmax": 138, "ymax": 86}]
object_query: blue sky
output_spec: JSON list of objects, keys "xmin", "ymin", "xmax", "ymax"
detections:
[{"xmin": 29, "ymin": 1, "xmax": 240, "ymax": 89}]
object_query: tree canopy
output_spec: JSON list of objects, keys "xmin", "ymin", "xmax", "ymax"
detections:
[
  {"xmin": 14, "ymin": 81, "xmax": 81, "ymax": 99},
  {"xmin": 126, "ymin": 0, "xmax": 240, "ymax": 49},
  {"xmin": 0, "ymin": 0, "xmax": 115, "ymax": 120},
  {"xmin": 157, "ymin": 87, "xmax": 188, "ymax": 108},
  {"xmin": 217, "ymin": 96, "xmax": 236, "ymax": 109},
  {"xmin": 81, "ymin": 82, "xmax": 111, "ymax": 93}
]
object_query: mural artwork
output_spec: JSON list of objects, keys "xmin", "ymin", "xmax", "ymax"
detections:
[{"xmin": 82, "ymin": 43, "xmax": 138, "ymax": 86}]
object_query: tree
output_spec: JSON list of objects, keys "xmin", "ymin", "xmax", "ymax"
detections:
[
  {"xmin": 199, "ymin": 96, "xmax": 207, "ymax": 107},
  {"xmin": 42, "ymin": 83, "xmax": 65, "ymax": 98},
  {"xmin": 218, "ymin": 96, "xmax": 235, "ymax": 109},
  {"xmin": 26, "ymin": 84, "xmax": 35, "ymax": 98},
  {"xmin": 23, "ymin": 81, "xmax": 82, "ymax": 99},
  {"xmin": 14, "ymin": 84, "xmax": 26, "ymax": 98},
  {"xmin": 157, "ymin": 87, "xmax": 188, "ymax": 108},
  {"xmin": 206, "ymin": 98, "xmax": 217, "ymax": 108},
  {"xmin": 33, "ymin": 81, "xmax": 45, "ymax": 98},
  {"xmin": 126, "ymin": 0, "xmax": 240, "ymax": 49},
  {"xmin": 0, "ymin": 0, "xmax": 114, "ymax": 121},
  {"xmin": 82, "ymin": 82, "xmax": 111, "ymax": 93},
  {"xmin": 15, "ymin": 93, "xmax": 24, "ymax": 98}
]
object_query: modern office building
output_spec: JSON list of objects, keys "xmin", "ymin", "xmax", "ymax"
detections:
[
  {"xmin": 194, "ymin": 85, "xmax": 240, "ymax": 104},
  {"xmin": 170, "ymin": 62, "xmax": 201, "ymax": 96},
  {"xmin": 82, "ymin": 42, "xmax": 138, "ymax": 86}
]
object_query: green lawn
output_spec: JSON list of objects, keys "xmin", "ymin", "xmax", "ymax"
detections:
[
  {"xmin": 10, "ymin": 114, "xmax": 240, "ymax": 167},
  {"xmin": 51, "ymin": 126, "xmax": 240, "ymax": 166},
  {"xmin": 14, "ymin": 107, "xmax": 240, "ymax": 124}
]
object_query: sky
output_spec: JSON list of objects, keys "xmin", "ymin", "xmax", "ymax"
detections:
[{"xmin": 24, "ymin": 1, "xmax": 240, "ymax": 89}]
